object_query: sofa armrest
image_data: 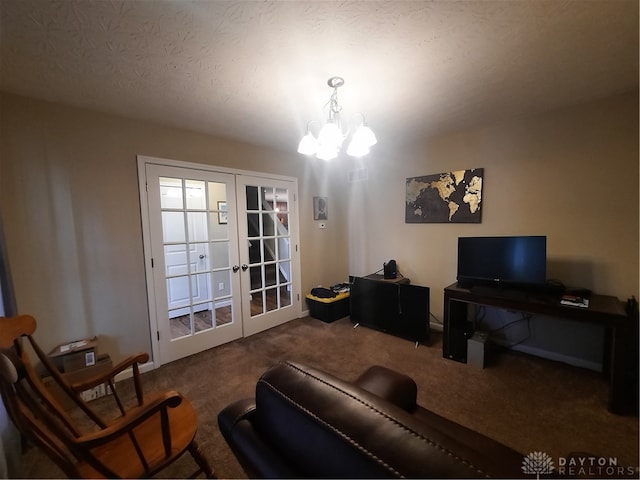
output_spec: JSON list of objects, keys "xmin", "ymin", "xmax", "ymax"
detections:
[
  {"xmin": 353, "ymin": 365, "xmax": 417, "ymax": 412},
  {"xmin": 218, "ymin": 398, "xmax": 298, "ymax": 479}
]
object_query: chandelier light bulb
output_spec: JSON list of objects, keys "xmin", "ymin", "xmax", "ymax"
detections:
[
  {"xmin": 316, "ymin": 145, "xmax": 339, "ymax": 161},
  {"xmin": 297, "ymin": 132, "xmax": 319, "ymax": 155},
  {"xmin": 318, "ymin": 122, "xmax": 343, "ymax": 152},
  {"xmin": 346, "ymin": 139, "xmax": 370, "ymax": 157},
  {"xmin": 354, "ymin": 124, "xmax": 377, "ymax": 147}
]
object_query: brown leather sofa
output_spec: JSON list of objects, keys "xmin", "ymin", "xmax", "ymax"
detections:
[{"xmin": 218, "ymin": 361, "xmax": 526, "ymax": 478}]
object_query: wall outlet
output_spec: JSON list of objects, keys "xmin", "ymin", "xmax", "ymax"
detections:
[
  {"xmin": 218, "ymin": 282, "xmax": 224, "ymax": 291},
  {"xmin": 80, "ymin": 383, "xmax": 113, "ymax": 402}
]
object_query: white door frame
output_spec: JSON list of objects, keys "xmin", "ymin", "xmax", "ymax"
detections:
[{"xmin": 137, "ymin": 155, "xmax": 302, "ymax": 369}]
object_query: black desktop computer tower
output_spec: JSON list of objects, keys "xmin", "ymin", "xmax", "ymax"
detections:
[
  {"xmin": 445, "ymin": 325, "xmax": 473, "ymax": 363},
  {"xmin": 443, "ymin": 298, "xmax": 473, "ymax": 363}
]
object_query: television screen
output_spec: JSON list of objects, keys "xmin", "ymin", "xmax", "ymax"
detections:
[{"xmin": 457, "ymin": 236, "xmax": 547, "ymax": 288}]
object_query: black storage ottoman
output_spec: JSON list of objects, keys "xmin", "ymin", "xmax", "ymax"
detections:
[{"xmin": 306, "ymin": 292, "xmax": 350, "ymax": 323}]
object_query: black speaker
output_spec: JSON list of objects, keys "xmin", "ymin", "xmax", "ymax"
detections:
[{"xmin": 383, "ymin": 259, "xmax": 397, "ymax": 279}]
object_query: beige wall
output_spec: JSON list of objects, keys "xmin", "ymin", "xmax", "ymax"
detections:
[
  {"xmin": 346, "ymin": 91, "xmax": 638, "ymax": 324},
  {"xmin": 0, "ymin": 93, "xmax": 349, "ymax": 359},
  {"xmin": 1, "ymin": 90, "xmax": 637, "ymax": 365}
]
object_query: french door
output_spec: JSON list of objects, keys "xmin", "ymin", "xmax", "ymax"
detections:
[
  {"xmin": 236, "ymin": 175, "xmax": 300, "ymax": 337},
  {"xmin": 140, "ymin": 157, "xmax": 301, "ymax": 366},
  {"xmin": 145, "ymin": 164, "xmax": 243, "ymax": 364}
]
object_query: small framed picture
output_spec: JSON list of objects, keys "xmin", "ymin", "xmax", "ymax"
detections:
[
  {"xmin": 313, "ymin": 196, "xmax": 328, "ymax": 220},
  {"xmin": 217, "ymin": 201, "xmax": 228, "ymax": 224}
]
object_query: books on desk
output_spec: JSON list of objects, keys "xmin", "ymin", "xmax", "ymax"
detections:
[{"xmin": 560, "ymin": 294, "xmax": 589, "ymax": 308}]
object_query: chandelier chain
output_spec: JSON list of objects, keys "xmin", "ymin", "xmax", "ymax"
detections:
[{"xmin": 326, "ymin": 87, "xmax": 343, "ymax": 121}]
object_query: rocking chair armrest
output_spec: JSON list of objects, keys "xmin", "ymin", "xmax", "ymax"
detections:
[
  {"xmin": 67, "ymin": 352, "xmax": 150, "ymax": 391},
  {"xmin": 74, "ymin": 390, "xmax": 184, "ymax": 448}
]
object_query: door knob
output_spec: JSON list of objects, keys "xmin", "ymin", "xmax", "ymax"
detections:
[
  {"xmin": 232, "ymin": 265, "xmax": 240, "ymax": 272},
  {"xmin": 241, "ymin": 264, "xmax": 249, "ymax": 271},
  {"xmin": 199, "ymin": 254, "xmax": 206, "ymax": 259}
]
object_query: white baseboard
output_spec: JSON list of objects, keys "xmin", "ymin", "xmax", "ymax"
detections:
[
  {"xmin": 113, "ymin": 361, "xmax": 156, "ymax": 383},
  {"xmin": 430, "ymin": 322, "xmax": 443, "ymax": 332},
  {"xmin": 511, "ymin": 343, "xmax": 602, "ymax": 372}
]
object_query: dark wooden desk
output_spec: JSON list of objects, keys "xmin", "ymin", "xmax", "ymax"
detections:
[{"xmin": 443, "ymin": 282, "xmax": 632, "ymax": 414}]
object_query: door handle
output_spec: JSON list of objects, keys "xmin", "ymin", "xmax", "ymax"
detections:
[
  {"xmin": 233, "ymin": 265, "xmax": 240, "ymax": 273},
  {"xmin": 241, "ymin": 264, "xmax": 249, "ymax": 271},
  {"xmin": 199, "ymin": 254, "xmax": 206, "ymax": 259}
]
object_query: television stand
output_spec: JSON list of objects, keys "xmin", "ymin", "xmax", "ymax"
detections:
[
  {"xmin": 470, "ymin": 285, "xmax": 531, "ymax": 301},
  {"xmin": 443, "ymin": 282, "xmax": 633, "ymax": 414},
  {"xmin": 469, "ymin": 282, "xmax": 564, "ymax": 300}
]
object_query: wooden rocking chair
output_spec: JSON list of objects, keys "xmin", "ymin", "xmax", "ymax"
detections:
[{"xmin": 0, "ymin": 314, "xmax": 215, "ymax": 478}]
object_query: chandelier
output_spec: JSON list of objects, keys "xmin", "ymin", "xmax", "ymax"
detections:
[{"xmin": 297, "ymin": 76, "xmax": 377, "ymax": 160}]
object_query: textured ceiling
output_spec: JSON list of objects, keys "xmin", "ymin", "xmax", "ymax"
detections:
[{"xmin": 1, "ymin": 0, "xmax": 638, "ymax": 154}]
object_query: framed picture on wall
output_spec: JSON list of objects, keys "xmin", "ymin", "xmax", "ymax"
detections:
[
  {"xmin": 405, "ymin": 168, "xmax": 483, "ymax": 223},
  {"xmin": 218, "ymin": 201, "xmax": 228, "ymax": 224},
  {"xmin": 313, "ymin": 196, "xmax": 328, "ymax": 220}
]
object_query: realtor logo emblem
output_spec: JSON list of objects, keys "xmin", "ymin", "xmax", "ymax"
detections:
[
  {"xmin": 522, "ymin": 452, "xmax": 637, "ymax": 478},
  {"xmin": 522, "ymin": 451, "xmax": 555, "ymax": 479}
]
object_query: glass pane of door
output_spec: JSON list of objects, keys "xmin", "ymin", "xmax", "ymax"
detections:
[
  {"xmin": 158, "ymin": 176, "xmax": 231, "ymax": 339},
  {"xmin": 245, "ymin": 184, "xmax": 293, "ymax": 318}
]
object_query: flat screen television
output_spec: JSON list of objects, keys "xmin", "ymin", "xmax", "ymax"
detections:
[{"xmin": 457, "ymin": 236, "xmax": 547, "ymax": 289}]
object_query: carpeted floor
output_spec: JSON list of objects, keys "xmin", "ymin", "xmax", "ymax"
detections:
[{"xmin": 21, "ymin": 315, "xmax": 639, "ymax": 478}]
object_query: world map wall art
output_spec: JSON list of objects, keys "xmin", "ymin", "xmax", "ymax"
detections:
[{"xmin": 405, "ymin": 168, "xmax": 483, "ymax": 223}]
